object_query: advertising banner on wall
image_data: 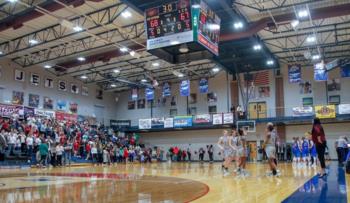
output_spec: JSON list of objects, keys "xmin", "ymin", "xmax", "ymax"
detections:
[
  {"xmin": 138, "ymin": 118, "xmax": 152, "ymax": 129},
  {"xmin": 110, "ymin": 120, "xmax": 131, "ymax": 128},
  {"xmin": 199, "ymin": 78, "xmax": 209, "ymax": 94},
  {"xmin": 34, "ymin": 109, "xmax": 55, "ymax": 118},
  {"xmin": 151, "ymin": 118, "xmax": 164, "ymax": 127},
  {"xmin": 212, "ymin": 113, "xmax": 223, "ymax": 125},
  {"xmin": 174, "ymin": 116, "xmax": 193, "ymax": 127},
  {"xmin": 0, "ymin": 104, "xmax": 23, "ymax": 117},
  {"xmin": 315, "ymin": 105, "xmax": 336, "ymax": 119},
  {"xmin": 55, "ymin": 111, "xmax": 77, "ymax": 122},
  {"xmin": 180, "ymin": 80, "xmax": 190, "ymax": 97},
  {"xmin": 292, "ymin": 106, "xmax": 314, "ymax": 117},
  {"xmin": 339, "ymin": 104, "xmax": 350, "ymax": 115},
  {"xmin": 223, "ymin": 113, "xmax": 234, "ymax": 124},
  {"xmin": 288, "ymin": 64, "xmax": 301, "ymax": 83},
  {"xmin": 24, "ymin": 107, "xmax": 35, "ymax": 118},
  {"xmin": 164, "ymin": 118, "xmax": 174, "ymax": 128},
  {"xmin": 194, "ymin": 114, "xmax": 211, "ymax": 123}
]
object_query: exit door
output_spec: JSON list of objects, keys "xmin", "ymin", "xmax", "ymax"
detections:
[{"xmin": 248, "ymin": 102, "xmax": 267, "ymax": 119}]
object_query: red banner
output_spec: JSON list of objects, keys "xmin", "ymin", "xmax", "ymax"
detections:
[{"xmin": 55, "ymin": 111, "xmax": 78, "ymax": 122}]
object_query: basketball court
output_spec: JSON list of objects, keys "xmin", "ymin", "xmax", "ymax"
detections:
[{"xmin": 1, "ymin": 0, "xmax": 350, "ymax": 202}]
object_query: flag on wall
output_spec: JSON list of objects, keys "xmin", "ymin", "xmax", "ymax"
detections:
[
  {"xmin": 180, "ymin": 80, "xmax": 190, "ymax": 97},
  {"xmin": 199, "ymin": 78, "xmax": 209, "ymax": 93},
  {"xmin": 288, "ymin": 64, "xmax": 301, "ymax": 83},
  {"xmin": 163, "ymin": 82, "xmax": 171, "ymax": 97},
  {"xmin": 245, "ymin": 71, "xmax": 270, "ymax": 86}
]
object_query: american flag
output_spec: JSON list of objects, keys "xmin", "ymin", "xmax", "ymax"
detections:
[{"xmin": 245, "ymin": 70, "xmax": 270, "ymax": 86}]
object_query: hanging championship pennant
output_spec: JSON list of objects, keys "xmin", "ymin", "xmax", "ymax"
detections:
[
  {"xmin": 199, "ymin": 78, "xmax": 208, "ymax": 93},
  {"xmin": 163, "ymin": 82, "xmax": 171, "ymax": 97},
  {"xmin": 145, "ymin": 88, "xmax": 154, "ymax": 101},
  {"xmin": 131, "ymin": 88, "xmax": 138, "ymax": 100},
  {"xmin": 314, "ymin": 62, "xmax": 328, "ymax": 81},
  {"xmin": 180, "ymin": 80, "xmax": 190, "ymax": 97},
  {"xmin": 341, "ymin": 64, "xmax": 350, "ymax": 78},
  {"xmin": 288, "ymin": 64, "xmax": 301, "ymax": 83}
]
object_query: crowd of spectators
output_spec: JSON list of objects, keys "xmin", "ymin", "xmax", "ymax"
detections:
[{"xmin": 0, "ymin": 116, "xmax": 159, "ymax": 167}]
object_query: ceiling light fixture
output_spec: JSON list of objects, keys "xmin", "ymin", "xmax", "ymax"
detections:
[
  {"xmin": 7, "ymin": 0, "xmax": 17, "ymax": 3},
  {"xmin": 77, "ymin": 57, "xmax": 86, "ymax": 61},
  {"xmin": 312, "ymin": 55, "xmax": 321, "ymax": 60},
  {"xmin": 73, "ymin": 26, "xmax": 83, "ymax": 32},
  {"xmin": 212, "ymin": 67, "xmax": 220, "ymax": 73},
  {"xmin": 80, "ymin": 75, "xmax": 88, "ymax": 79},
  {"xmin": 253, "ymin": 44, "xmax": 262, "ymax": 51},
  {"xmin": 113, "ymin": 69, "xmax": 120, "ymax": 73},
  {"xmin": 141, "ymin": 79, "xmax": 147, "ymax": 83},
  {"xmin": 297, "ymin": 10, "xmax": 309, "ymax": 18},
  {"xmin": 152, "ymin": 62, "xmax": 160, "ymax": 67},
  {"xmin": 111, "ymin": 84, "xmax": 117, "ymax": 88},
  {"xmin": 291, "ymin": 20, "xmax": 299, "ymax": 28},
  {"xmin": 44, "ymin": 65, "xmax": 52, "ymax": 69},
  {"xmin": 0, "ymin": 51, "xmax": 3, "ymax": 55},
  {"xmin": 306, "ymin": 35, "xmax": 316, "ymax": 43},
  {"xmin": 267, "ymin": 60, "xmax": 274, "ymax": 65},
  {"xmin": 120, "ymin": 47, "xmax": 128, "ymax": 52},
  {"xmin": 129, "ymin": 51, "xmax": 136, "ymax": 57},
  {"xmin": 29, "ymin": 39, "xmax": 39, "ymax": 45},
  {"xmin": 233, "ymin": 21, "xmax": 243, "ymax": 29},
  {"xmin": 121, "ymin": 10, "xmax": 132, "ymax": 18},
  {"xmin": 178, "ymin": 73, "xmax": 184, "ymax": 78}
]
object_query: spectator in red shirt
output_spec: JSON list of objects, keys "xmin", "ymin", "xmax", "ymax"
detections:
[
  {"xmin": 73, "ymin": 140, "xmax": 80, "ymax": 156},
  {"xmin": 311, "ymin": 117, "xmax": 327, "ymax": 178}
]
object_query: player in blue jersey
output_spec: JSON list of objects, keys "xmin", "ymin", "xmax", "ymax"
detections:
[
  {"xmin": 301, "ymin": 136, "xmax": 310, "ymax": 167},
  {"xmin": 307, "ymin": 132, "xmax": 317, "ymax": 167},
  {"xmin": 292, "ymin": 137, "xmax": 300, "ymax": 166}
]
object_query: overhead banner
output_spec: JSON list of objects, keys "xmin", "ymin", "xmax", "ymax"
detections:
[
  {"xmin": 174, "ymin": 116, "xmax": 193, "ymax": 127},
  {"xmin": 0, "ymin": 104, "xmax": 23, "ymax": 117},
  {"xmin": 164, "ymin": 118, "xmax": 174, "ymax": 128},
  {"xmin": 212, "ymin": 113, "xmax": 223, "ymax": 125},
  {"xmin": 138, "ymin": 119, "xmax": 152, "ymax": 129},
  {"xmin": 292, "ymin": 106, "xmax": 314, "ymax": 117},
  {"xmin": 314, "ymin": 62, "xmax": 328, "ymax": 81},
  {"xmin": 162, "ymin": 82, "xmax": 171, "ymax": 97},
  {"xmin": 145, "ymin": 88, "xmax": 154, "ymax": 101},
  {"xmin": 194, "ymin": 114, "xmax": 211, "ymax": 123},
  {"xmin": 315, "ymin": 105, "xmax": 336, "ymax": 119},
  {"xmin": 180, "ymin": 80, "xmax": 190, "ymax": 97},
  {"xmin": 223, "ymin": 113, "xmax": 234, "ymax": 124},
  {"xmin": 339, "ymin": 104, "xmax": 350, "ymax": 115},
  {"xmin": 199, "ymin": 78, "xmax": 209, "ymax": 93},
  {"xmin": 288, "ymin": 64, "xmax": 301, "ymax": 83},
  {"xmin": 341, "ymin": 64, "xmax": 350, "ymax": 78},
  {"xmin": 34, "ymin": 109, "xmax": 56, "ymax": 118}
]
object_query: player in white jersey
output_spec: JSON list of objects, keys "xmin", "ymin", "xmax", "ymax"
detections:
[
  {"xmin": 230, "ymin": 128, "xmax": 239, "ymax": 172},
  {"xmin": 217, "ymin": 130, "xmax": 234, "ymax": 176},
  {"xmin": 263, "ymin": 122, "xmax": 280, "ymax": 176},
  {"xmin": 236, "ymin": 128, "xmax": 248, "ymax": 176}
]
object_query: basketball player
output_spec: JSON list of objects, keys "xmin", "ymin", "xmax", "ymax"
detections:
[
  {"xmin": 297, "ymin": 137, "xmax": 303, "ymax": 167},
  {"xmin": 301, "ymin": 137, "xmax": 310, "ymax": 167},
  {"xmin": 230, "ymin": 128, "xmax": 239, "ymax": 173},
  {"xmin": 236, "ymin": 128, "xmax": 248, "ymax": 176},
  {"xmin": 307, "ymin": 132, "xmax": 317, "ymax": 167},
  {"xmin": 292, "ymin": 137, "xmax": 300, "ymax": 166},
  {"xmin": 217, "ymin": 129, "xmax": 234, "ymax": 176},
  {"xmin": 263, "ymin": 122, "xmax": 279, "ymax": 176}
]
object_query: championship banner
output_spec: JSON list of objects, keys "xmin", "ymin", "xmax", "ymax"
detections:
[
  {"xmin": 34, "ymin": 109, "xmax": 56, "ymax": 118},
  {"xmin": 164, "ymin": 118, "xmax": 174, "ymax": 128},
  {"xmin": 315, "ymin": 105, "xmax": 336, "ymax": 119},
  {"xmin": 314, "ymin": 62, "xmax": 328, "ymax": 81},
  {"xmin": 199, "ymin": 78, "xmax": 209, "ymax": 94},
  {"xmin": 292, "ymin": 106, "xmax": 314, "ymax": 117},
  {"xmin": 0, "ymin": 104, "xmax": 23, "ymax": 117},
  {"xmin": 163, "ymin": 82, "xmax": 171, "ymax": 97},
  {"xmin": 212, "ymin": 113, "xmax": 223, "ymax": 125},
  {"xmin": 180, "ymin": 80, "xmax": 190, "ymax": 97},
  {"xmin": 145, "ymin": 88, "xmax": 154, "ymax": 101},
  {"xmin": 55, "ymin": 111, "xmax": 78, "ymax": 122},
  {"xmin": 131, "ymin": 88, "xmax": 138, "ymax": 100},
  {"xmin": 341, "ymin": 64, "xmax": 350, "ymax": 78},
  {"xmin": 194, "ymin": 114, "xmax": 211, "ymax": 123},
  {"xmin": 339, "ymin": 104, "xmax": 350, "ymax": 115},
  {"xmin": 174, "ymin": 116, "xmax": 193, "ymax": 127},
  {"xmin": 288, "ymin": 64, "xmax": 301, "ymax": 83},
  {"xmin": 138, "ymin": 119, "xmax": 152, "ymax": 129},
  {"xmin": 223, "ymin": 113, "xmax": 234, "ymax": 124}
]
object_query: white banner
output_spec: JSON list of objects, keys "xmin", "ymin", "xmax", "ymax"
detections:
[
  {"xmin": 212, "ymin": 113, "xmax": 223, "ymax": 125},
  {"xmin": 339, "ymin": 104, "xmax": 350, "ymax": 115},
  {"xmin": 147, "ymin": 30, "xmax": 193, "ymax": 50},
  {"xmin": 139, "ymin": 118, "xmax": 152, "ymax": 129},
  {"xmin": 34, "ymin": 109, "xmax": 56, "ymax": 118},
  {"xmin": 223, "ymin": 113, "xmax": 234, "ymax": 124},
  {"xmin": 164, "ymin": 118, "xmax": 174, "ymax": 128}
]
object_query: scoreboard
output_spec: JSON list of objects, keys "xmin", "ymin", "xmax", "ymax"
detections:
[
  {"xmin": 145, "ymin": 0, "xmax": 193, "ymax": 50},
  {"xmin": 145, "ymin": 0, "xmax": 220, "ymax": 56}
]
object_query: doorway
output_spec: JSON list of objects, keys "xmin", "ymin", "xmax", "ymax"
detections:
[{"xmin": 248, "ymin": 102, "xmax": 267, "ymax": 119}]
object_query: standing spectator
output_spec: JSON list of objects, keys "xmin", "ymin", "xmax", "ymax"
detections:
[
  {"xmin": 38, "ymin": 140, "xmax": 48, "ymax": 168},
  {"xmin": 19, "ymin": 131, "xmax": 26, "ymax": 154},
  {"xmin": 7, "ymin": 129, "xmax": 17, "ymax": 156},
  {"xmin": 311, "ymin": 118, "xmax": 327, "ymax": 178},
  {"xmin": 26, "ymin": 134, "xmax": 34, "ymax": 163},
  {"xmin": 91, "ymin": 144, "xmax": 98, "ymax": 165},
  {"xmin": 187, "ymin": 147, "xmax": 192, "ymax": 162},
  {"xmin": 50, "ymin": 142, "xmax": 57, "ymax": 167},
  {"xmin": 56, "ymin": 143, "xmax": 64, "ymax": 167},
  {"xmin": 123, "ymin": 147, "xmax": 129, "ymax": 163},
  {"xmin": 208, "ymin": 145, "xmax": 214, "ymax": 163},
  {"xmin": 0, "ymin": 130, "xmax": 7, "ymax": 161},
  {"xmin": 64, "ymin": 140, "xmax": 73, "ymax": 166},
  {"xmin": 199, "ymin": 147, "xmax": 205, "ymax": 162}
]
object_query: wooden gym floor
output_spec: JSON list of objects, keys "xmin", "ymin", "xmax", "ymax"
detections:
[{"xmin": 0, "ymin": 162, "xmax": 348, "ymax": 203}]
